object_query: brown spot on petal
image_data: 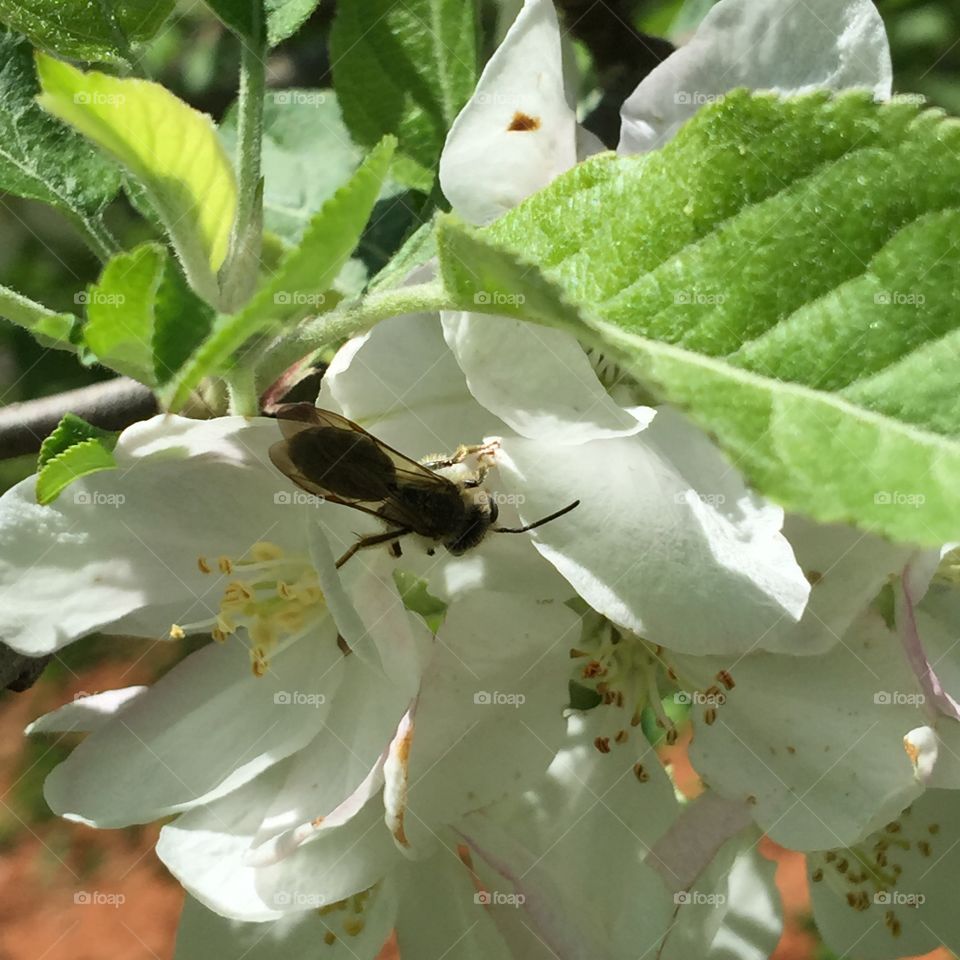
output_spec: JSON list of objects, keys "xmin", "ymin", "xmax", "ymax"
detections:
[{"xmin": 508, "ymin": 111, "xmax": 541, "ymax": 132}]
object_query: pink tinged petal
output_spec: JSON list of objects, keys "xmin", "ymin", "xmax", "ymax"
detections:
[
  {"xmin": 459, "ymin": 710, "xmax": 679, "ymax": 955},
  {"xmin": 439, "ymin": 0, "xmax": 577, "ymax": 225},
  {"xmin": 619, "ymin": 0, "xmax": 892, "ymax": 154},
  {"xmin": 496, "ymin": 408, "xmax": 811, "ymax": 656},
  {"xmin": 26, "ymin": 686, "xmax": 146, "ymax": 736},
  {"xmin": 174, "ymin": 885, "xmax": 399, "ymax": 960},
  {"xmin": 648, "ymin": 792, "xmax": 754, "ymax": 892},
  {"xmin": 457, "ymin": 824, "xmax": 612, "ymax": 960},
  {"xmin": 895, "ymin": 563, "xmax": 960, "ymax": 722},
  {"xmin": 0, "ymin": 415, "xmax": 300, "ymax": 655},
  {"xmin": 393, "ymin": 854, "xmax": 515, "ymax": 959},
  {"xmin": 441, "ymin": 312, "xmax": 645, "ymax": 443},
  {"xmin": 660, "ymin": 835, "xmax": 782, "ymax": 960},
  {"xmin": 44, "ymin": 628, "xmax": 346, "ymax": 827}
]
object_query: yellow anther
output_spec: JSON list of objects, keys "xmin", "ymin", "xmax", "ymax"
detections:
[
  {"xmin": 218, "ymin": 556, "xmax": 233, "ymax": 574},
  {"xmin": 212, "ymin": 627, "xmax": 227, "ymax": 643},
  {"xmin": 343, "ymin": 917, "xmax": 364, "ymax": 937},
  {"xmin": 169, "ymin": 624, "xmax": 186, "ymax": 640},
  {"xmin": 251, "ymin": 541, "xmax": 284, "ymax": 562},
  {"xmin": 251, "ymin": 649, "xmax": 269, "ymax": 677},
  {"xmin": 197, "ymin": 556, "xmax": 211, "ymax": 574}
]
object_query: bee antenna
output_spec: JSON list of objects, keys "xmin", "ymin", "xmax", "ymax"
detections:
[{"xmin": 494, "ymin": 500, "xmax": 580, "ymax": 535}]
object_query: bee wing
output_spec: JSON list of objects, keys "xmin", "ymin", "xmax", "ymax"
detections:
[{"xmin": 269, "ymin": 404, "xmax": 459, "ymax": 531}]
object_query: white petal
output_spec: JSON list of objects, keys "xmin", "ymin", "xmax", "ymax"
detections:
[
  {"xmin": 245, "ymin": 645, "xmax": 413, "ymax": 866},
  {"xmin": 159, "ymin": 765, "xmax": 290, "ymax": 921},
  {"xmin": 680, "ymin": 610, "xmax": 928, "ymax": 850},
  {"xmin": 458, "ymin": 710, "xmax": 678, "ymax": 956},
  {"xmin": 810, "ymin": 789, "xmax": 960, "ymax": 959},
  {"xmin": 394, "ymin": 853, "xmax": 512, "ymax": 959},
  {"xmin": 44, "ymin": 627, "xmax": 346, "ymax": 827},
  {"xmin": 783, "ymin": 515, "xmax": 916, "ymax": 653},
  {"xmin": 0, "ymin": 416, "xmax": 301, "ymax": 654},
  {"xmin": 439, "ymin": 0, "xmax": 577, "ymax": 224},
  {"xmin": 320, "ymin": 313, "xmax": 501, "ymax": 457},
  {"xmin": 252, "ymin": 798, "xmax": 398, "ymax": 918},
  {"xmin": 175, "ymin": 887, "xmax": 398, "ymax": 960},
  {"xmin": 903, "ymin": 726, "xmax": 938, "ymax": 784},
  {"xmin": 160, "ymin": 765, "xmax": 397, "ymax": 922},
  {"xmin": 619, "ymin": 0, "xmax": 892, "ymax": 153},
  {"xmin": 394, "ymin": 591, "xmax": 579, "ymax": 851},
  {"xmin": 26, "ymin": 686, "xmax": 146, "ymax": 735},
  {"xmin": 441, "ymin": 311, "xmax": 644, "ymax": 442},
  {"xmin": 496, "ymin": 408, "xmax": 811, "ymax": 655}
]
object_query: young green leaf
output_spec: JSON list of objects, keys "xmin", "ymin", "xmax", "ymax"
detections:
[
  {"xmin": 330, "ymin": 0, "xmax": 477, "ymax": 189},
  {"xmin": 82, "ymin": 243, "xmax": 214, "ymax": 386},
  {"xmin": 35, "ymin": 439, "xmax": 117, "ymax": 505},
  {"xmin": 220, "ymin": 89, "xmax": 362, "ymax": 244},
  {"xmin": 0, "ymin": 0, "xmax": 174, "ymax": 64},
  {"xmin": 0, "ymin": 32, "xmax": 120, "ymax": 259},
  {"xmin": 36, "ymin": 54, "xmax": 238, "ymax": 308},
  {"xmin": 161, "ymin": 136, "xmax": 396, "ymax": 412},
  {"xmin": 0, "ymin": 285, "xmax": 77, "ymax": 352},
  {"xmin": 37, "ymin": 413, "xmax": 115, "ymax": 469},
  {"xmin": 36, "ymin": 414, "xmax": 118, "ymax": 505},
  {"xmin": 437, "ymin": 91, "xmax": 960, "ymax": 546}
]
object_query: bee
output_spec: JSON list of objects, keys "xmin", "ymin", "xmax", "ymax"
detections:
[{"xmin": 268, "ymin": 403, "xmax": 579, "ymax": 568}]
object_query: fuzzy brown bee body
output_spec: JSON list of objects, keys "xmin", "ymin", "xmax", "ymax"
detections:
[{"xmin": 268, "ymin": 403, "xmax": 578, "ymax": 567}]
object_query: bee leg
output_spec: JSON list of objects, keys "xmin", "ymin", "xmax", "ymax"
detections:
[
  {"xmin": 335, "ymin": 528, "xmax": 411, "ymax": 568},
  {"xmin": 421, "ymin": 443, "xmax": 488, "ymax": 470}
]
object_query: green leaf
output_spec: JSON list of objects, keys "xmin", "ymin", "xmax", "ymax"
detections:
[
  {"xmin": 204, "ymin": 0, "xmax": 320, "ymax": 46},
  {"xmin": 36, "ymin": 414, "xmax": 118, "ymax": 505},
  {"xmin": 161, "ymin": 136, "xmax": 396, "ymax": 411},
  {"xmin": 0, "ymin": 284, "xmax": 77, "ymax": 351},
  {"xmin": 36, "ymin": 439, "xmax": 117, "ymax": 505},
  {"xmin": 0, "ymin": 0, "xmax": 174, "ymax": 64},
  {"xmin": 220, "ymin": 89, "xmax": 362, "ymax": 245},
  {"xmin": 0, "ymin": 32, "xmax": 120, "ymax": 258},
  {"xmin": 36, "ymin": 54, "xmax": 238, "ymax": 307},
  {"xmin": 37, "ymin": 412, "xmax": 115, "ymax": 469},
  {"xmin": 437, "ymin": 91, "xmax": 960, "ymax": 546},
  {"xmin": 82, "ymin": 243, "xmax": 214, "ymax": 385},
  {"xmin": 330, "ymin": 0, "xmax": 477, "ymax": 188}
]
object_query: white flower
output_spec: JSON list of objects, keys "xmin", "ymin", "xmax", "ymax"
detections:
[
  {"xmin": 167, "ymin": 710, "xmax": 681, "ymax": 959},
  {"xmin": 809, "ymin": 788, "xmax": 960, "ymax": 958},
  {"xmin": 435, "ymin": 0, "xmax": 907, "ymax": 658}
]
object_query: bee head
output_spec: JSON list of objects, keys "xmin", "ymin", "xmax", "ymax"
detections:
[{"xmin": 445, "ymin": 494, "xmax": 497, "ymax": 556}]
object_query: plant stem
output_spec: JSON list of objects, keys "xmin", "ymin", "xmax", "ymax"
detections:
[
  {"xmin": 78, "ymin": 214, "xmax": 121, "ymax": 263},
  {"xmin": 226, "ymin": 364, "xmax": 259, "ymax": 417},
  {"xmin": 297, "ymin": 282, "xmax": 452, "ymax": 348},
  {"xmin": 221, "ymin": 29, "xmax": 267, "ymax": 309}
]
